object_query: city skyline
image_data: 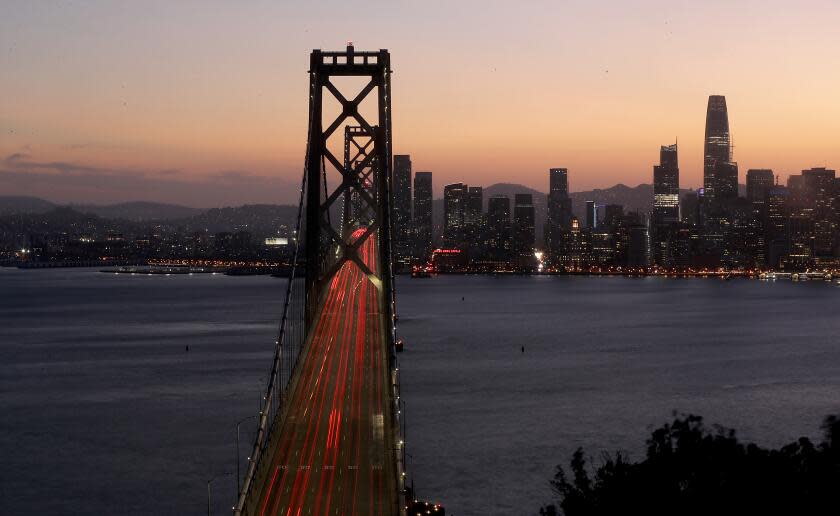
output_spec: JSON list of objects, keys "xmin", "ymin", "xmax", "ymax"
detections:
[
  {"xmin": 4, "ymin": 1, "xmax": 840, "ymax": 206},
  {"xmin": 5, "ymin": 9, "xmax": 840, "ymax": 516}
]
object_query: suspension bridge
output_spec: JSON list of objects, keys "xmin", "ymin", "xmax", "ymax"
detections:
[{"xmin": 231, "ymin": 44, "xmax": 415, "ymax": 516}]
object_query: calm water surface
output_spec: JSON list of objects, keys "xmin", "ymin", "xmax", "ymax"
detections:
[{"xmin": 1, "ymin": 269, "xmax": 839, "ymax": 515}]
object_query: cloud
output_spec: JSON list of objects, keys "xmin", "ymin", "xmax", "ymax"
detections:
[
  {"xmin": 4, "ymin": 154, "xmax": 134, "ymax": 175},
  {"xmin": 5, "ymin": 152, "xmax": 31, "ymax": 163},
  {"xmin": 62, "ymin": 142, "xmax": 125, "ymax": 152},
  {"xmin": 211, "ymin": 169, "xmax": 255, "ymax": 181},
  {"xmin": 0, "ymin": 154, "xmax": 298, "ymax": 207}
]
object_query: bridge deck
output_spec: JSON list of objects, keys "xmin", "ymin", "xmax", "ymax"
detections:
[{"xmin": 246, "ymin": 231, "xmax": 398, "ymax": 516}]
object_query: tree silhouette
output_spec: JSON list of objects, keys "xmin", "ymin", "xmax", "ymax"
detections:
[{"xmin": 541, "ymin": 413, "xmax": 840, "ymax": 516}]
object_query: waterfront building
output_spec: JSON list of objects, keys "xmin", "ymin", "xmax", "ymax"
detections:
[
  {"xmin": 652, "ymin": 142, "xmax": 680, "ymax": 266},
  {"xmin": 487, "ymin": 195, "xmax": 512, "ymax": 260},
  {"xmin": 513, "ymin": 194, "xmax": 536, "ymax": 259},
  {"xmin": 413, "ymin": 171, "xmax": 433, "ymax": 262},
  {"xmin": 443, "ymin": 182, "xmax": 468, "ymax": 247},
  {"xmin": 393, "ymin": 155, "xmax": 413, "ymax": 265}
]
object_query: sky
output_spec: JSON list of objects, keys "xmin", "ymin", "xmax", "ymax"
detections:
[{"xmin": 2, "ymin": 0, "xmax": 840, "ymax": 207}]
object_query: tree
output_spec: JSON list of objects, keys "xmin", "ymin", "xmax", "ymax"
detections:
[{"xmin": 541, "ymin": 413, "xmax": 840, "ymax": 516}]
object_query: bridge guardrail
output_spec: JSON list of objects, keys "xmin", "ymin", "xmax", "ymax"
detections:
[{"xmin": 233, "ymin": 113, "xmax": 312, "ymax": 516}]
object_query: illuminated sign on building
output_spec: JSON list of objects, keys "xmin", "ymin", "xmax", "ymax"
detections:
[{"xmin": 265, "ymin": 237, "xmax": 289, "ymax": 246}]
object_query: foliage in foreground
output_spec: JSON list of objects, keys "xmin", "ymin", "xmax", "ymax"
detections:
[{"xmin": 540, "ymin": 414, "xmax": 840, "ymax": 516}]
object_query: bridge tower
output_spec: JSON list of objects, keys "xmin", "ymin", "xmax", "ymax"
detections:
[
  {"xmin": 341, "ymin": 124, "xmax": 379, "ymax": 238},
  {"xmin": 304, "ymin": 44, "xmax": 395, "ymax": 338}
]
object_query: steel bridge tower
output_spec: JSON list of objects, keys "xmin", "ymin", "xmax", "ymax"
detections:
[{"xmin": 304, "ymin": 44, "xmax": 396, "ymax": 335}]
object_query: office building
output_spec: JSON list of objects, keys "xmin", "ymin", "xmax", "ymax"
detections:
[
  {"xmin": 465, "ymin": 186, "xmax": 484, "ymax": 245},
  {"xmin": 443, "ymin": 183, "xmax": 468, "ymax": 247},
  {"xmin": 413, "ymin": 171, "xmax": 433, "ymax": 262},
  {"xmin": 393, "ymin": 155, "xmax": 412, "ymax": 262},
  {"xmin": 547, "ymin": 168, "xmax": 573, "ymax": 259},
  {"xmin": 585, "ymin": 200, "xmax": 597, "ymax": 229},
  {"xmin": 487, "ymin": 195, "xmax": 511, "ymax": 259},
  {"xmin": 652, "ymin": 142, "xmax": 680, "ymax": 265},
  {"xmin": 513, "ymin": 194, "xmax": 536, "ymax": 257}
]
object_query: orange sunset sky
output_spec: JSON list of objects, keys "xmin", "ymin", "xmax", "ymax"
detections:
[{"xmin": 2, "ymin": 0, "xmax": 840, "ymax": 206}]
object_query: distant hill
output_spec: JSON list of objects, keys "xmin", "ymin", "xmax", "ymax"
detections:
[
  {"xmin": 72, "ymin": 201, "xmax": 203, "ymax": 221},
  {"xmin": 0, "ymin": 206, "xmax": 146, "ymax": 238},
  {"xmin": 570, "ymin": 183, "xmax": 659, "ymax": 219},
  {"xmin": 0, "ymin": 196, "xmax": 202, "ymax": 221},
  {"xmin": 176, "ymin": 204, "xmax": 298, "ymax": 238},
  {"xmin": 5, "ymin": 182, "xmax": 739, "ymax": 243},
  {"xmin": 0, "ymin": 196, "xmax": 57, "ymax": 215}
]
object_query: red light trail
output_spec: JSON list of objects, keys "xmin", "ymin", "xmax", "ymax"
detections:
[{"xmin": 253, "ymin": 228, "xmax": 396, "ymax": 515}]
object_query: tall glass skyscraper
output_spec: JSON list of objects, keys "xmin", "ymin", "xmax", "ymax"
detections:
[
  {"xmin": 703, "ymin": 95, "xmax": 734, "ymax": 208},
  {"xmin": 652, "ymin": 143, "xmax": 679, "ymax": 266},
  {"xmin": 653, "ymin": 143, "xmax": 680, "ymax": 220}
]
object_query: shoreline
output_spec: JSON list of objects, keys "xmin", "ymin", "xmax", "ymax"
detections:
[{"xmin": 3, "ymin": 264, "xmax": 837, "ymax": 283}]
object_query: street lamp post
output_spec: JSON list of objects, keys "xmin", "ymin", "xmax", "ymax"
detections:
[
  {"xmin": 206, "ymin": 472, "xmax": 233, "ymax": 516},
  {"xmin": 236, "ymin": 414, "xmax": 258, "ymax": 495}
]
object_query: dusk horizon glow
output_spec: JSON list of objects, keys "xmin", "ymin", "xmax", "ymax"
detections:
[{"xmin": 3, "ymin": 0, "xmax": 840, "ymax": 206}]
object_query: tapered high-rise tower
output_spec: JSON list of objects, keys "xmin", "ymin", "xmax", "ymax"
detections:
[{"xmin": 703, "ymin": 95, "xmax": 734, "ymax": 208}]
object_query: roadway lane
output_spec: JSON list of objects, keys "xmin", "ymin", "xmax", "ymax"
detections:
[{"xmin": 250, "ymin": 229, "xmax": 397, "ymax": 516}]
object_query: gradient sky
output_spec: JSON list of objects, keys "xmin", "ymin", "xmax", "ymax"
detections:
[{"xmin": 2, "ymin": 0, "xmax": 840, "ymax": 206}]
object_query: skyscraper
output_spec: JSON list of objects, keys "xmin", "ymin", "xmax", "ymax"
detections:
[
  {"xmin": 413, "ymin": 171, "xmax": 433, "ymax": 262},
  {"xmin": 703, "ymin": 95, "xmax": 733, "ymax": 208},
  {"xmin": 681, "ymin": 191, "xmax": 700, "ymax": 226},
  {"xmin": 746, "ymin": 169, "xmax": 774, "ymax": 203},
  {"xmin": 547, "ymin": 168, "xmax": 573, "ymax": 259},
  {"xmin": 549, "ymin": 168, "xmax": 569, "ymax": 198},
  {"xmin": 443, "ymin": 182, "xmax": 468, "ymax": 247},
  {"xmin": 602, "ymin": 204, "xmax": 624, "ymax": 229},
  {"xmin": 585, "ymin": 200, "xmax": 597, "ymax": 229},
  {"xmin": 653, "ymin": 143, "xmax": 680, "ymax": 221},
  {"xmin": 513, "ymin": 193, "xmax": 535, "ymax": 258},
  {"xmin": 766, "ymin": 185, "xmax": 790, "ymax": 268},
  {"xmin": 628, "ymin": 222, "xmax": 650, "ymax": 268},
  {"xmin": 487, "ymin": 195, "xmax": 511, "ymax": 260},
  {"xmin": 801, "ymin": 167, "xmax": 836, "ymax": 256},
  {"xmin": 393, "ymin": 155, "xmax": 412, "ymax": 263},
  {"xmin": 465, "ymin": 186, "xmax": 484, "ymax": 245},
  {"xmin": 652, "ymin": 143, "xmax": 679, "ymax": 265},
  {"xmin": 746, "ymin": 169, "xmax": 774, "ymax": 267},
  {"xmin": 714, "ymin": 161, "xmax": 739, "ymax": 204}
]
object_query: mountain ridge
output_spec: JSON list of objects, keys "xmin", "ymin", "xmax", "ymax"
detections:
[{"xmin": 2, "ymin": 183, "xmax": 699, "ymax": 232}]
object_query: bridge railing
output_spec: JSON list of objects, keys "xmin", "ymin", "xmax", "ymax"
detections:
[{"xmin": 233, "ymin": 160, "xmax": 310, "ymax": 516}]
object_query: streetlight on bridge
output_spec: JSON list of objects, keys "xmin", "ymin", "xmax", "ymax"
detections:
[{"xmin": 235, "ymin": 414, "xmax": 258, "ymax": 495}]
